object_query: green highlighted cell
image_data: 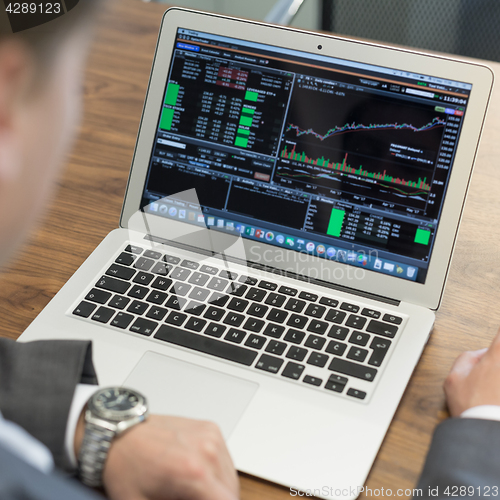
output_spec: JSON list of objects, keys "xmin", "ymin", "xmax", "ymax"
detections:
[
  {"xmin": 327, "ymin": 208, "xmax": 345, "ymax": 237},
  {"xmin": 159, "ymin": 108, "xmax": 175, "ymax": 131},
  {"xmin": 245, "ymin": 90, "xmax": 259, "ymax": 102},
  {"xmin": 414, "ymin": 228, "xmax": 431, "ymax": 245},
  {"xmin": 235, "ymin": 136, "xmax": 248, "ymax": 148},
  {"xmin": 239, "ymin": 115, "xmax": 253, "ymax": 127},
  {"xmin": 164, "ymin": 83, "xmax": 180, "ymax": 106}
]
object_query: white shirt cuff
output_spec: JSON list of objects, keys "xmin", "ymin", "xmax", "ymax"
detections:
[
  {"xmin": 460, "ymin": 405, "xmax": 500, "ymax": 422},
  {"xmin": 65, "ymin": 384, "xmax": 100, "ymax": 468}
]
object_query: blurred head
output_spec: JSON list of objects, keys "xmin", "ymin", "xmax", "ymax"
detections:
[{"xmin": 0, "ymin": 2, "xmax": 99, "ymax": 268}]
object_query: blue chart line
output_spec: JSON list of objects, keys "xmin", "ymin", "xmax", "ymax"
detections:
[{"xmin": 286, "ymin": 117, "xmax": 446, "ymax": 141}]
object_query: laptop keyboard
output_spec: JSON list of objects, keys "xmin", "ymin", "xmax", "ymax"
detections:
[{"xmin": 71, "ymin": 244, "xmax": 404, "ymax": 401}]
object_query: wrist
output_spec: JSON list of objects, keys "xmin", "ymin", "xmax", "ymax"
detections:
[{"xmin": 74, "ymin": 405, "xmax": 87, "ymax": 458}]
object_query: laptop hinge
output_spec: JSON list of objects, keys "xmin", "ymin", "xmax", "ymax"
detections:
[{"xmin": 145, "ymin": 235, "xmax": 401, "ymax": 307}]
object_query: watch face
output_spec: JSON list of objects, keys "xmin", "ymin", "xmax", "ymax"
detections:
[{"xmin": 91, "ymin": 387, "xmax": 147, "ymax": 420}]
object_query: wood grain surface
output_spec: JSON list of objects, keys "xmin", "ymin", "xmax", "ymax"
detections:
[{"xmin": 0, "ymin": 0, "xmax": 498, "ymax": 498}]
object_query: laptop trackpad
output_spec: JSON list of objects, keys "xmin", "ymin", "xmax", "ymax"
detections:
[{"xmin": 123, "ymin": 351, "xmax": 259, "ymax": 439}]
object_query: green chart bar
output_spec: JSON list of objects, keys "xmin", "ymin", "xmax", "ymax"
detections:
[
  {"xmin": 327, "ymin": 208, "xmax": 345, "ymax": 237},
  {"xmin": 159, "ymin": 108, "xmax": 175, "ymax": 131},
  {"xmin": 164, "ymin": 83, "xmax": 180, "ymax": 106},
  {"xmin": 245, "ymin": 90, "xmax": 259, "ymax": 102},
  {"xmin": 235, "ymin": 128, "xmax": 250, "ymax": 148},
  {"xmin": 414, "ymin": 228, "xmax": 431, "ymax": 245},
  {"xmin": 240, "ymin": 106, "xmax": 255, "ymax": 127}
]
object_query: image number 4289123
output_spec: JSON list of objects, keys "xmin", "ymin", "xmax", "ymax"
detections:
[{"xmin": 3, "ymin": 1, "xmax": 80, "ymax": 33}]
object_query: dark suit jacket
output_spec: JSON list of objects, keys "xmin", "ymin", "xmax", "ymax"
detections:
[{"xmin": 0, "ymin": 338, "xmax": 101, "ymax": 499}]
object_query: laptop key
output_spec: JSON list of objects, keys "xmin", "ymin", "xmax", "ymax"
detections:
[
  {"xmin": 226, "ymin": 283, "xmax": 247, "ymax": 297},
  {"xmin": 219, "ymin": 270, "xmax": 238, "ymax": 280},
  {"xmin": 207, "ymin": 277, "xmax": 228, "ymax": 292},
  {"xmin": 284, "ymin": 328, "xmax": 305, "ymax": 344},
  {"xmin": 181, "ymin": 260, "xmax": 199, "ymax": 270},
  {"xmin": 278, "ymin": 286, "xmax": 297, "ymax": 296},
  {"xmin": 127, "ymin": 300, "xmax": 149, "ymax": 315},
  {"xmin": 115, "ymin": 252, "xmax": 135, "ymax": 266},
  {"xmin": 165, "ymin": 296, "xmax": 186, "ymax": 310},
  {"xmin": 170, "ymin": 268, "xmax": 191, "ymax": 281},
  {"xmin": 185, "ymin": 317, "xmax": 207, "ymax": 332},
  {"xmin": 347, "ymin": 389, "xmax": 367, "ymax": 400},
  {"xmin": 286, "ymin": 346, "xmax": 308, "ymax": 361},
  {"xmin": 73, "ymin": 301, "xmax": 97, "ymax": 318},
  {"xmin": 163, "ymin": 255, "xmax": 181, "ymax": 265},
  {"xmin": 188, "ymin": 287, "xmax": 210, "ymax": 302},
  {"xmin": 303, "ymin": 375, "xmax": 322, "ymax": 386},
  {"xmin": 146, "ymin": 290, "xmax": 167, "ymax": 305},
  {"xmin": 255, "ymin": 354, "xmax": 284, "ymax": 374},
  {"xmin": 328, "ymin": 357, "xmax": 377, "ymax": 381},
  {"xmin": 171, "ymin": 282, "xmax": 191, "ymax": 297},
  {"xmin": 304, "ymin": 304, "xmax": 326, "ymax": 318},
  {"xmin": 223, "ymin": 312, "xmax": 245, "ymax": 327},
  {"xmin": 265, "ymin": 341, "xmax": 287, "ymax": 356},
  {"xmin": 110, "ymin": 312, "xmax": 134, "ymax": 329},
  {"xmin": 325, "ymin": 374, "xmax": 348, "ymax": 393},
  {"xmin": 204, "ymin": 306, "xmax": 225, "ymax": 321},
  {"xmin": 243, "ymin": 318, "xmax": 265, "ymax": 333},
  {"xmin": 382, "ymin": 314, "xmax": 403, "ymax": 325},
  {"xmin": 267, "ymin": 308, "xmax": 288, "ymax": 323},
  {"xmin": 307, "ymin": 352, "xmax": 329, "ymax": 368},
  {"xmin": 368, "ymin": 337, "xmax": 392, "ymax": 367},
  {"xmin": 307, "ymin": 320, "xmax": 328, "ymax": 335},
  {"xmin": 108, "ymin": 295, "xmax": 130, "ymax": 310},
  {"xmin": 366, "ymin": 320, "xmax": 398, "ymax": 338},
  {"xmin": 225, "ymin": 328, "xmax": 246, "ymax": 344},
  {"xmin": 200, "ymin": 265, "xmax": 219, "ymax": 275},
  {"xmin": 125, "ymin": 245, "xmax": 143, "ymax": 254},
  {"xmin": 127, "ymin": 285, "xmax": 149, "ymax": 300},
  {"xmin": 264, "ymin": 293, "xmax": 286, "ymax": 307},
  {"xmin": 133, "ymin": 272, "xmax": 154, "ymax": 286},
  {"xmin": 361, "ymin": 308, "xmax": 381, "ymax": 319},
  {"xmin": 151, "ymin": 277, "xmax": 172, "ymax": 291},
  {"xmin": 106, "ymin": 264, "xmax": 136, "ymax": 281},
  {"xmin": 185, "ymin": 301, "xmax": 206, "ymax": 316},
  {"xmin": 285, "ymin": 298, "xmax": 306, "ymax": 313},
  {"xmin": 208, "ymin": 292, "xmax": 229, "ymax": 307},
  {"xmin": 134, "ymin": 257, "xmax": 155, "ymax": 272},
  {"xmin": 319, "ymin": 297, "xmax": 339, "ymax": 308},
  {"xmin": 205, "ymin": 323, "xmax": 226, "ymax": 338},
  {"xmin": 247, "ymin": 303, "xmax": 268, "ymax": 318},
  {"xmin": 239, "ymin": 276, "xmax": 258, "ymax": 285},
  {"xmin": 151, "ymin": 262, "xmax": 171, "ymax": 276},
  {"xmin": 340, "ymin": 302, "xmax": 360, "ymax": 313},
  {"xmin": 143, "ymin": 250, "xmax": 162, "ymax": 260},
  {"xmin": 85, "ymin": 288, "xmax": 111, "ymax": 304},
  {"xmin": 245, "ymin": 287, "xmax": 266, "ymax": 302},
  {"xmin": 287, "ymin": 314, "xmax": 308, "ymax": 329},
  {"xmin": 281, "ymin": 362, "xmax": 305, "ymax": 380},
  {"xmin": 165, "ymin": 311, "xmax": 187, "ymax": 327},
  {"xmin": 130, "ymin": 318, "xmax": 158, "ymax": 336},
  {"xmin": 245, "ymin": 334, "xmax": 266, "ymax": 349},
  {"xmin": 227, "ymin": 298, "xmax": 249, "ymax": 313},
  {"xmin": 305, "ymin": 335, "xmax": 326, "ymax": 350},
  {"xmin": 96, "ymin": 275, "xmax": 131, "ymax": 294},
  {"xmin": 346, "ymin": 315, "xmax": 367, "ymax": 329},
  {"xmin": 263, "ymin": 323, "xmax": 285, "ymax": 339},
  {"xmin": 188, "ymin": 272, "xmax": 210, "ymax": 286},
  {"xmin": 155, "ymin": 325, "xmax": 258, "ymax": 366},
  {"xmin": 298, "ymin": 291, "xmax": 318, "ymax": 302},
  {"xmin": 146, "ymin": 306, "xmax": 168, "ymax": 321},
  {"xmin": 259, "ymin": 280, "xmax": 277, "ymax": 291},
  {"xmin": 326, "ymin": 340, "xmax": 347, "ymax": 356},
  {"xmin": 91, "ymin": 307, "xmax": 115, "ymax": 324},
  {"xmin": 328, "ymin": 326, "xmax": 349, "ymax": 340},
  {"xmin": 325, "ymin": 310, "xmax": 346, "ymax": 324},
  {"xmin": 347, "ymin": 347, "xmax": 368, "ymax": 363},
  {"xmin": 349, "ymin": 331, "xmax": 370, "ymax": 346}
]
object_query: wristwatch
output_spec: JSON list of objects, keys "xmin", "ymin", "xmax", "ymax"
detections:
[{"xmin": 77, "ymin": 387, "xmax": 149, "ymax": 488}]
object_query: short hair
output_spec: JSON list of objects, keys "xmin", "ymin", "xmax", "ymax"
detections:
[{"xmin": 0, "ymin": 1, "xmax": 99, "ymax": 64}]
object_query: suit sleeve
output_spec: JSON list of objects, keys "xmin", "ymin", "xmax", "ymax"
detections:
[
  {"xmin": 415, "ymin": 418, "xmax": 500, "ymax": 498},
  {"xmin": 0, "ymin": 339, "xmax": 98, "ymax": 472}
]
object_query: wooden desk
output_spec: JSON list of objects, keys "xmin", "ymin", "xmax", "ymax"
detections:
[{"xmin": 0, "ymin": 0, "xmax": 498, "ymax": 498}]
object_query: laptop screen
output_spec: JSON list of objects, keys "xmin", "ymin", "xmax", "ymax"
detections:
[{"xmin": 140, "ymin": 27, "xmax": 472, "ymax": 285}]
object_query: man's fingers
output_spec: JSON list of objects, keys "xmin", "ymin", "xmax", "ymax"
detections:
[
  {"xmin": 184, "ymin": 473, "xmax": 239, "ymax": 500},
  {"xmin": 449, "ymin": 348, "xmax": 485, "ymax": 378}
]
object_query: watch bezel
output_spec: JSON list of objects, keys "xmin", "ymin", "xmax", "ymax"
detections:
[{"xmin": 87, "ymin": 387, "xmax": 148, "ymax": 423}]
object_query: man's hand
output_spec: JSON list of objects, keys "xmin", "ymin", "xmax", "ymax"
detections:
[
  {"xmin": 76, "ymin": 414, "xmax": 239, "ymax": 500},
  {"xmin": 444, "ymin": 327, "xmax": 500, "ymax": 416}
]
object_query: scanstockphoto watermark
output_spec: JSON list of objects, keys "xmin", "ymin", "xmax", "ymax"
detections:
[
  {"xmin": 290, "ymin": 486, "xmax": 425, "ymax": 497},
  {"xmin": 248, "ymin": 245, "xmax": 378, "ymax": 282}
]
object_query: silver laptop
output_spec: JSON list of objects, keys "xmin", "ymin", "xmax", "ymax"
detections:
[{"xmin": 20, "ymin": 8, "xmax": 493, "ymax": 499}]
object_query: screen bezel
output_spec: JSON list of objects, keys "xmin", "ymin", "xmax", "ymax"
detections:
[{"xmin": 120, "ymin": 7, "xmax": 494, "ymax": 310}]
